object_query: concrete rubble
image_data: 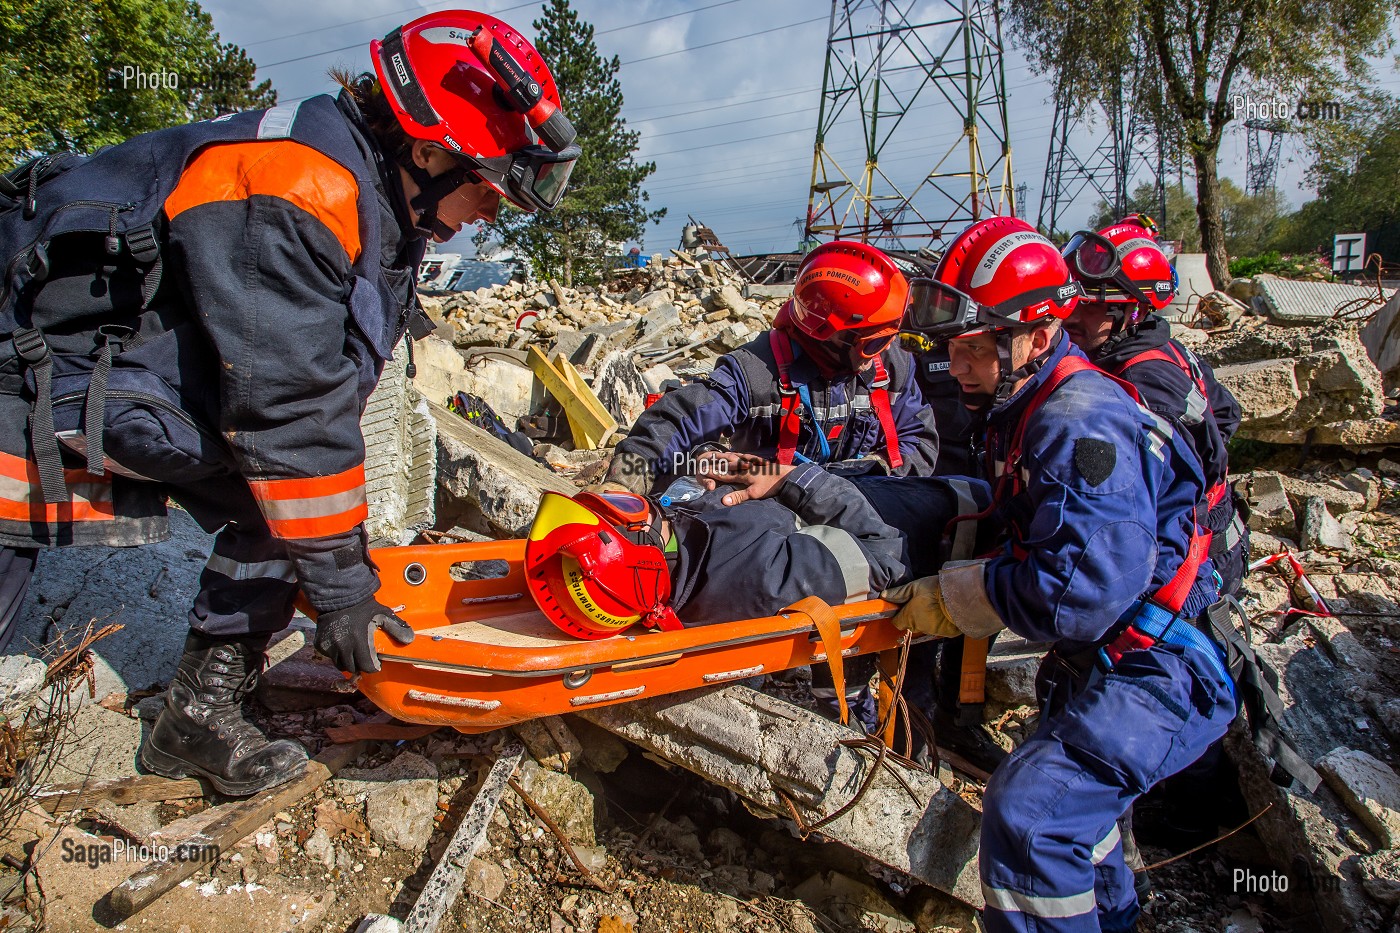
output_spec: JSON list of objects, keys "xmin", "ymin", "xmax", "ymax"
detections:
[{"xmin": 4, "ymin": 265, "xmax": 1400, "ymax": 932}]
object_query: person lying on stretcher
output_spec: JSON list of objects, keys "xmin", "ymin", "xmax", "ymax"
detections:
[{"xmin": 524, "ymin": 452, "xmax": 991, "ymax": 639}]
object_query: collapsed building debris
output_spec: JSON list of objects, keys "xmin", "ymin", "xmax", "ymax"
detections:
[{"xmin": 3, "ymin": 265, "xmax": 1400, "ymax": 932}]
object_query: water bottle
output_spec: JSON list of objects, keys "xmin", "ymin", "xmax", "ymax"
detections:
[{"xmin": 658, "ymin": 475, "xmax": 708, "ymax": 508}]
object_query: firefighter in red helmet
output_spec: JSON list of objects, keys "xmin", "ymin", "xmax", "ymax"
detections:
[
  {"xmin": 0, "ymin": 9, "xmax": 577, "ymax": 796},
  {"xmin": 603, "ymin": 241, "xmax": 939, "ymax": 492},
  {"xmin": 886, "ymin": 217, "xmax": 1237, "ymax": 932},
  {"xmin": 600, "ymin": 240, "xmax": 939, "ymax": 725}
]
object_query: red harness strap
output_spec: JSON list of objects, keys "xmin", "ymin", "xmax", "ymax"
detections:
[
  {"xmin": 767, "ymin": 330, "xmax": 904, "ymax": 469},
  {"xmin": 1119, "ymin": 343, "xmax": 1229, "ymax": 515},
  {"xmin": 768, "ymin": 330, "xmax": 803, "ymax": 466},
  {"xmin": 868, "ymin": 356, "xmax": 904, "ymax": 470}
]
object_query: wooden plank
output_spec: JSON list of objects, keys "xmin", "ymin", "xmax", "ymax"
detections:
[
  {"xmin": 552, "ymin": 354, "xmax": 618, "ymax": 446},
  {"xmin": 34, "ymin": 775, "xmax": 207, "ymax": 814},
  {"xmin": 325, "ymin": 722, "xmax": 441, "ymax": 744},
  {"xmin": 106, "ymin": 740, "xmax": 368, "ymax": 919},
  {"xmin": 527, "ymin": 346, "xmax": 616, "ymax": 450}
]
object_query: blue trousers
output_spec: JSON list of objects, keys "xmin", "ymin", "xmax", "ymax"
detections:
[{"xmin": 979, "ymin": 642, "xmax": 1235, "ymax": 932}]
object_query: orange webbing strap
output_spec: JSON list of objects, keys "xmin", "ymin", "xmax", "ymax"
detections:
[
  {"xmin": 785, "ymin": 595, "xmax": 847, "ymax": 726},
  {"xmin": 869, "ymin": 356, "xmax": 903, "ymax": 471},
  {"xmin": 959, "ymin": 636, "xmax": 990, "ymax": 706}
]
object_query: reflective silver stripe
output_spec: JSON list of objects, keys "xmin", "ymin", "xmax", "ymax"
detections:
[
  {"xmin": 796, "ymin": 524, "xmax": 870, "ymax": 602},
  {"xmin": 945, "ymin": 478, "xmax": 979, "ymax": 561},
  {"xmin": 1091, "ymin": 823, "xmax": 1121, "ymax": 864},
  {"xmin": 748, "ymin": 404, "xmax": 784, "ymax": 418},
  {"xmin": 1182, "ymin": 386, "xmax": 1208, "ymax": 426},
  {"xmin": 0, "ymin": 470, "xmax": 111, "ymax": 509},
  {"xmin": 256, "ymin": 101, "xmax": 302, "ymax": 139},
  {"xmin": 1143, "ymin": 411, "xmax": 1172, "ymax": 462},
  {"xmin": 259, "ymin": 486, "xmax": 366, "ymax": 521},
  {"xmin": 1224, "ymin": 512, "xmax": 1246, "ymax": 551},
  {"xmin": 204, "ymin": 552, "xmax": 296, "ymax": 583},
  {"xmin": 982, "ymin": 884, "xmax": 1097, "ymax": 919}
]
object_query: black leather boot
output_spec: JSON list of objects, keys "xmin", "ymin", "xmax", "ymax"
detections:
[
  {"xmin": 932, "ymin": 708, "xmax": 1009, "ymax": 773},
  {"xmin": 141, "ymin": 631, "xmax": 308, "ymax": 795}
]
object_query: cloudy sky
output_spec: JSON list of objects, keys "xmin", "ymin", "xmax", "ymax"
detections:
[{"xmin": 201, "ymin": 0, "xmax": 1390, "ymax": 257}]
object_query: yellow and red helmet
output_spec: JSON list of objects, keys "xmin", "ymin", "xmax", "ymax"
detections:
[{"xmin": 524, "ymin": 491, "xmax": 683, "ymax": 640}]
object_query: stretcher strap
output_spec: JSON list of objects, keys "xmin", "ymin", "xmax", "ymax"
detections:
[
  {"xmin": 784, "ymin": 595, "xmax": 847, "ymax": 726},
  {"xmin": 959, "ymin": 636, "xmax": 989, "ymax": 707}
]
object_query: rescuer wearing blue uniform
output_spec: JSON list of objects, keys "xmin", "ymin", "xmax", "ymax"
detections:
[{"xmin": 883, "ymin": 217, "xmax": 1236, "ymax": 933}]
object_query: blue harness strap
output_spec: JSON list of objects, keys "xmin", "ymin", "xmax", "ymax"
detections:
[{"xmin": 1111, "ymin": 601, "xmax": 1233, "ymax": 693}]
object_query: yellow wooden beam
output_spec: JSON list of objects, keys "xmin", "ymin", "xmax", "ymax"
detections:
[{"xmin": 527, "ymin": 346, "xmax": 618, "ymax": 450}]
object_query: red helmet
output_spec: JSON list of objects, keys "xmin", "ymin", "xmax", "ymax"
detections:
[
  {"xmin": 775, "ymin": 241, "xmax": 909, "ymax": 371},
  {"xmin": 1063, "ymin": 217, "xmax": 1177, "ymax": 312},
  {"xmin": 904, "ymin": 217, "xmax": 1082, "ymax": 341},
  {"xmin": 371, "ymin": 11, "xmax": 579, "ymax": 213},
  {"xmin": 524, "ymin": 491, "xmax": 683, "ymax": 640}
]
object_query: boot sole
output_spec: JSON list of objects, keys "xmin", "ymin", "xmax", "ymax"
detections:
[{"xmin": 140, "ymin": 741, "xmax": 307, "ymax": 797}]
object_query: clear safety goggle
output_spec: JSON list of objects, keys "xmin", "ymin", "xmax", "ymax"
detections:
[
  {"xmin": 901, "ymin": 277, "xmax": 1084, "ymax": 342},
  {"xmin": 468, "ymin": 141, "xmax": 581, "ymax": 213}
]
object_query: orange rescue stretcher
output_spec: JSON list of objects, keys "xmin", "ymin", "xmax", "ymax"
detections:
[{"xmin": 347, "ymin": 538, "xmax": 913, "ymax": 733}]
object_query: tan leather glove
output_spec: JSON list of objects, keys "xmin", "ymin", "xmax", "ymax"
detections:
[{"xmin": 881, "ymin": 576, "xmax": 962, "ymax": 638}]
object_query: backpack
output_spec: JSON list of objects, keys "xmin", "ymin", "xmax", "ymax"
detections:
[{"xmin": 0, "ymin": 149, "xmax": 168, "ymax": 505}]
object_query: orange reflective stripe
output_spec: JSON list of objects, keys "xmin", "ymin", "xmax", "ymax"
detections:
[
  {"xmin": 164, "ymin": 141, "xmax": 362, "ymax": 262},
  {"xmin": 0, "ymin": 451, "xmax": 114, "ymax": 523},
  {"xmin": 248, "ymin": 465, "xmax": 368, "ymax": 539}
]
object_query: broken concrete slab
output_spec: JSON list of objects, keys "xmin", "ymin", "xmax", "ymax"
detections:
[
  {"xmin": 1300, "ymin": 498, "xmax": 1354, "ymax": 551},
  {"xmin": 362, "ymin": 343, "xmax": 437, "ymax": 547},
  {"xmin": 792, "ymin": 870, "xmax": 914, "ymax": 933},
  {"xmin": 744, "ymin": 283, "xmax": 794, "ymax": 301},
  {"xmin": 1165, "ymin": 253, "xmax": 1212, "ymax": 320},
  {"xmin": 578, "ymin": 685, "xmax": 983, "ymax": 907},
  {"xmin": 1279, "ymin": 476, "xmax": 1369, "ymax": 515},
  {"xmin": 1316, "ymin": 748, "xmax": 1400, "ymax": 848},
  {"xmin": 365, "ymin": 778, "xmax": 439, "ymax": 852},
  {"xmin": 1255, "ymin": 275, "xmax": 1396, "ymax": 325},
  {"xmin": 1358, "ymin": 849, "xmax": 1400, "ymax": 905},
  {"xmin": 432, "ymin": 401, "xmax": 574, "ymax": 538},
  {"xmin": 515, "ymin": 759, "xmax": 598, "ymax": 846},
  {"xmin": 1360, "ymin": 289, "xmax": 1400, "ymax": 392},
  {"xmin": 592, "ymin": 349, "xmax": 650, "ymax": 427},
  {"xmin": 1242, "ymin": 472, "xmax": 1297, "ymax": 537},
  {"xmin": 45, "ymin": 702, "xmax": 144, "ymax": 785},
  {"xmin": 456, "ymin": 348, "xmax": 547, "ymax": 429},
  {"xmin": 334, "ymin": 750, "xmax": 439, "ymax": 799},
  {"xmin": 1215, "ymin": 358, "xmax": 1302, "ymax": 424}
]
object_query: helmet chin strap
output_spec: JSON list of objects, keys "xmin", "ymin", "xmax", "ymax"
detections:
[
  {"xmin": 961, "ymin": 328, "xmax": 1053, "ymax": 410},
  {"xmin": 402, "ymin": 158, "xmax": 479, "ymax": 241},
  {"xmin": 1091, "ymin": 302, "xmax": 1145, "ymax": 361}
]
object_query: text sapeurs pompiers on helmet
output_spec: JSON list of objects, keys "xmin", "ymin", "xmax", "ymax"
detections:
[
  {"xmin": 901, "ymin": 216, "xmax": 1084, "ymax": 406},
  {"xmin": 371, "ymin": 10, "xmax": 581, "ymax": 239}
]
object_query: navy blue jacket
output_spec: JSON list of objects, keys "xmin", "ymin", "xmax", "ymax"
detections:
[
  {"xmin": 667, "ymin": 463, "xmax": 988, "ymax": 625},
  {"xmin": 606, "ymin": 331, "xmax": 939, "ymax": 492},
  {"xmin": 937, "ymin": 333, "xmax": 1216, "ymax": 650}
]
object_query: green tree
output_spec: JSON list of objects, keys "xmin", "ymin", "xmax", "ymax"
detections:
[
  {"xmin": 1088, "ymin": 180, "xmax": 1201, "ymax": 250},
  {"xmin": 1006, "ymin": 0, "xmax": 1399, "ymax": 287},
  {"xmin": 1271, "ymin": 105, "xmax": 1400, "ymax": 255},
  {"xmin": 0, "ymin": 0, "xmax": 274, "ymax": 169},
  {"xmin": 480, "ymin": 0, "xmax": 664, "ymax": 287},
  {"xmin": 1089, "ymin": 178, "xmax": 1285, "ymax": 257}
]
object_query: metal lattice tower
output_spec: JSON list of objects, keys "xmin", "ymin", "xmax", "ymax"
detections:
[
  {"xmin": 1038, "ymin": 78, "xmax": 1158, "ymax": 236},
  {"xmin": 804, "ymin": 0, "xmax": 1014, "ymax": 250},
  {"xmin": 1245, "ymin": 120, "xmax": 1288, "ymax": 196}
]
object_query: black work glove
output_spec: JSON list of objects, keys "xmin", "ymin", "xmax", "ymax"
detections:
[{"xmin": 314, "ymin": 598, "xmax": 415, "ymax": 675}]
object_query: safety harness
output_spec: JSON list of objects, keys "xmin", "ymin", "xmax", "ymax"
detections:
[
  {"xmin": 768, "ymin": 329, "xmax": 902, "ymax": 470},
  {"xmin": 999, "ymin": 356, "xmax": 1320, "ymax": 790},
  {"xmin": 995, "ymin": 355, "xmax": 1228, "ymax": 683}
]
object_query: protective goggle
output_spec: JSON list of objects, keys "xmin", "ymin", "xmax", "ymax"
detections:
[
  {"xmin": 468, "ymin": 141, "xmax": 580, "ymax": 213},
  {"xmin": 902, "ymin": 277, "xmax": 1084, "ymax": 341},
  {"xmin": 1062, "ymin": 231, "xmax": 1165, "ymax": 305},
  {"xmin": 574, "ymin": 490, "xmax": 651, "ymax": 532},
  {"xmin": 829, "ymin": 328, "xmax": 898, "ymax": 361}
]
